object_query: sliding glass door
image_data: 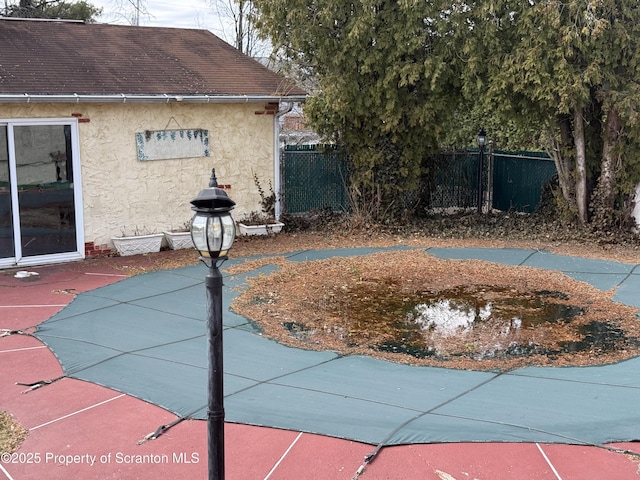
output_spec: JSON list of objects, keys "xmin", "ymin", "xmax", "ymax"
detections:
[
  {"xmin": 0, "ymin": 119, "xmax": 83, "ymax": 267},
  {"xmin": 0, "ymin": 127, "xmax": 14, "ymax": 259}
]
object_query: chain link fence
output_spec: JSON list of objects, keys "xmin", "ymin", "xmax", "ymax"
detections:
[{"xmin": 282, "ymin": 146, "xmax": 556, "ymax": 215}]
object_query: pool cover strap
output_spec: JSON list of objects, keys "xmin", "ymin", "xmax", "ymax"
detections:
[
  {"xmin": 138, "ymin": 418, "xmax": 186, "ymax": 444},
  {"xmin": 17, "ymin": 375, "xmax": 65, "ymax": 394}
]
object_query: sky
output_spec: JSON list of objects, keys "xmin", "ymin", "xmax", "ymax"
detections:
[
  {"xmin": 91, "ymin": 0, "xmax": 234, "ymax": 40},
  {"xmin": 89, "ymin": 0, "xmax": 274, "ymax": 58}
]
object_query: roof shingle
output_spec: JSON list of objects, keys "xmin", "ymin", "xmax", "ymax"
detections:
[{"xmin": 0, "ymin": 18, "xmax": 306, "ymax": 98}]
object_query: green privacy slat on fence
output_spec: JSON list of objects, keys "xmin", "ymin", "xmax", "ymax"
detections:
[
  {"xmin": 492, "ymin": 151, "xmax": 557, "ymax": 213},
  {"xmin": 282, "ymin": 145, "xmax": 349, "ymax": 214}
]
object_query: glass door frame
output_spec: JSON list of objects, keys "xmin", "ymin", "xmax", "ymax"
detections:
[{"xmin": 0, "ymin": 117, "xmax": 84, "ymax": 268}]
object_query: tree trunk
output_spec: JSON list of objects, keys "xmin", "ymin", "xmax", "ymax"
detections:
[
  {"xmin": 573, "ymin": 107, "xmax": 588, "ymax": 224},
  {"xmin": 548, "ymin": 116, "xmax": 575, "ymax": 212},
  {"xmin": 591, "ymin": 108, "xmax": 621, "ymax": 228},
  {"xmin": 236, "ymin": 0, "xmax": 245, "ymax": 53}
]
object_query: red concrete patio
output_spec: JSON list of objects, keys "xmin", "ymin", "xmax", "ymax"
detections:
[{"xmin": 1, "ymin": 255, "xmax": 639, "ymax": 479}]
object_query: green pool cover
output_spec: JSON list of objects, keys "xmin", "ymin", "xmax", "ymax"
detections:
[{"xmin": 34, "ymin": 247, "xmax": 640, "ymax": 447}]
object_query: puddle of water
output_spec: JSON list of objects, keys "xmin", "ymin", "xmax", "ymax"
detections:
[
  {"xmin": 324, "ymin": 284, "xmax": 638, "ymax": 361},
  {"xmin": 283, "ymin": 321, "xmax": 314, "ymax": 341},
  {"xmin": 559, "ymin": 321, "xmax": 630, "ymax": 353}
]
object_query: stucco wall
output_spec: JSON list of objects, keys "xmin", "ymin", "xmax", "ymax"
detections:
[{"xmin": 1, "ymin": 102, "xmax": 276, "ymax": 249}]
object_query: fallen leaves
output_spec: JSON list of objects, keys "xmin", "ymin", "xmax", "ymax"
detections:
[{"xmin": 233, "ymin": 250, "xmax": 640, "ymax": 372}]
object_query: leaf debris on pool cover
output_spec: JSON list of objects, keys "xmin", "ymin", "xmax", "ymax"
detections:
[{"xmin": 233, "ymin": 250, "xmax": 640, "ymax": 371}]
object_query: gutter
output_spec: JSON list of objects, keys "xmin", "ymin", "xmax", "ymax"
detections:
[
  {"xmin": 273, "ymin": 101, "xmax": 294, "ymax": 220},
  {"xmin": 0, "ymin": 93, "xmax": 308, "ymax": 104}
]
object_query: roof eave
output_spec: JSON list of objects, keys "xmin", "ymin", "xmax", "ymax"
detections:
[{"xmin": 0, "ymin": 93, "xmax": 308, "ymax": 103}]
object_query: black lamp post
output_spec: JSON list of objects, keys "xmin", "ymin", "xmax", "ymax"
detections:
[
  {"xmin": 476, "ymin": 128, "xmax": 487, "ymax": 214},
  {"xmin": 190, "ymin": 170, "xmax": 236, "ymax": 480}
]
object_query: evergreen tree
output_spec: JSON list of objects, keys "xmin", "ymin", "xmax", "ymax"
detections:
[
  {"xmin": 4, "ymin": 0, "xmax": 102, "ymax": 22},
  {"xmin": 255, "ymin": 0, "xmax": 640, "ymax": 227}
]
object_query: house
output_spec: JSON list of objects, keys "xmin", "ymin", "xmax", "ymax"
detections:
[
  {"xmin": 0, "ymin": 17, "xmax": 307, "ymax": 268},
  {"xmin": 280, "ymin": 104, "xmax": 321, "ymax": 146}
]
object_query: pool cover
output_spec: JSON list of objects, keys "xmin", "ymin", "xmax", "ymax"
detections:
[{"xmin": 33, "ymin": 247, "xmax": 640, "ymax": 447}]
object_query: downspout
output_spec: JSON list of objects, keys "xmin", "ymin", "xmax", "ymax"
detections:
[{"xmin": 274, "ymin": 101, "xmax": 294, "ymax": 220}]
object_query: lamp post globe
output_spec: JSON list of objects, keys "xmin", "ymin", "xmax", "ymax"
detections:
[
  {"xmin": 190, "ymin": 187, "xmax": 236, "ymax": 259},
  {"xmin": 477, "ymin": 128, "xmax": 487, "ymax": 148}
]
